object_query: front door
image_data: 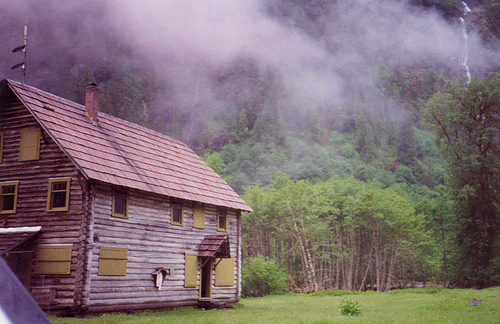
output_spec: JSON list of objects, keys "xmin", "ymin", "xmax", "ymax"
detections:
[{"xmin": 199, "ymin": 258, "xmax": 212, "ymax": 299}]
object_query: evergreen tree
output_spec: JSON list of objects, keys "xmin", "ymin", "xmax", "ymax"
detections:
[
  {"xmin": 397, "ymin": 119, "xmax": 417, "ymax": 168},
  {"xmin": 425, "ymin": 75, "xmax": 500, "ymax": 288}
]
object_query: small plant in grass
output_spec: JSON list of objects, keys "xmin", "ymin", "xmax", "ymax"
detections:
[
  {"xmin": 425, "ymin": 278, "xmax": 443, "ymax": 294},
  {"xmin": 338, "ymin": 297, "xmax": 361, "ymax": 316}
]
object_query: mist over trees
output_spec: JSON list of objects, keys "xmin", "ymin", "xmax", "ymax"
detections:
[{"xmin": 1, "ymin": 0, "xmax": 500, "ymax": 290}]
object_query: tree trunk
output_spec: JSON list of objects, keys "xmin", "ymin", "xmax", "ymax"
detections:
[
  {"xmin": 384, "ymin": 242, "xmax": 398, "ymax": 292},
  {"xmin": 440, "ymin": 214, "xmax": 449, "ymax": 281},
  {"xmin": 359, "ymin": 233, "xmax": 374, "ymax": 291}
]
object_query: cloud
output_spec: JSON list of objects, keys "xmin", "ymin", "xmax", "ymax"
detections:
[{"xmin": 1, "ymin": 0, "xmax": 496, "ymax": 142}]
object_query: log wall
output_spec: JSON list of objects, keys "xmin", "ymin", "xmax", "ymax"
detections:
[
  {"xmin": 87, "ymin": 182, "xmax": 241, "ymax": 312},
  {"xmin": 0, "ymin": 98, "xmax": 84, "ymax": 310}
]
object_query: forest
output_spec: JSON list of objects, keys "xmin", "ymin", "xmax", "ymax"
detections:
[{"xmin": 1, "ymin": 0, "xmax": 499, "ymax": 293}]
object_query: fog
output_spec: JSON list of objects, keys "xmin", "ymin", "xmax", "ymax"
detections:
[{"xmin": 0, "ymin": 0, "xmax": 497, "ymax": 143}]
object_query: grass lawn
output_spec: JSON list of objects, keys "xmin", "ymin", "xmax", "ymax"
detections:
[{"xmin": 49, "ymin": 287, "xmax": 500, "ymax": 324}]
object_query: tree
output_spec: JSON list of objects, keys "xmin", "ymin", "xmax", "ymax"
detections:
[
  {"xmin": 397, "ymin": 119, "xmax": 417, "ymax": 168},
  {"xmin": 200, "ymin": 149, "xmax": 232, "ymax": 184},
  {"xmin": 241, "ymin": 256, "xmax": 288, "ymax": 297},
  {"xmin": 425, "ymin": 75, "xmax": 500, "ymax": 288}
]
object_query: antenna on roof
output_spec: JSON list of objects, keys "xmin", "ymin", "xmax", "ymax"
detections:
[{"xmin": 11, "ymin": 25, "xmax": 28, "ymax": 84}]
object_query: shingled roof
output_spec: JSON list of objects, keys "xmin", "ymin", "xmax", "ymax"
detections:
[{"xmin": 3, "ymin": 79, "xmax": 252, "ymax": 212}]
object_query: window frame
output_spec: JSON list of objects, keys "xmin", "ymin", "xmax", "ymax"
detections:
[
  {"xmin": 46, "ymin": 178, "xmax": 71, "ymax": 212},
  {"xmin": 217, "ymin": 208, "xmax": 227, "ymax": 232},
  {"xmin": 0, "ymin": 181, "xmax": 19, "ymax": 214},
  {"xmin": 98, "ymin": 246, "xmax": 128, "ymax": 276},
  {"xmin": 19, "ymin": 128, "xmax": 41, "ymax": 161},
  {"xmin": 112, "ymin": 189, "xmax": 128, "ymax": 218},
  {"xmin": 171, "ymin": 201, "xmax": 183, "ymax": 226}
]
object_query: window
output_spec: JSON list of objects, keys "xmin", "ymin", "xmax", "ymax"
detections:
[
  {"xmin": 171, "ymin": 202, "xmax": 183, "ymax": 225},
  {"xmin": 0, "ymin": 181, "xmax": 18, "ymax": 214},
  {"xmin": 215, "ymin": 256, "xmax": 235, "ymax": 286},
  {"xmin": 193, "ymin": 204, "xmax": 205, "ymax": 229},
  {"xmin": 46, "ymin": 178, "xmax": 70, "ymax": 212},
  {"xmin": 112, "ymin": 190, "xmax": 128, "ymax": 218},
  {"xmin": 34, "ymin": 245, "xmax": 72, "ymax": 275},
  {"xmin": 217, "ymin": 209, "xmax": 227, "ymax": 232},
  {"xmin": 19, "ymin": 128, "xmax": 40, "ymax": 161},
  {"xmin": 98, "ymin": 247, "xmax": 128, "ymax": 276},
  {"xmin": 0, "ymin": 132, "xmax": 3, "ymax": 163},
  {"xmin": 184, "ymin": 252, "xmax": 198, "ymax": 288}
]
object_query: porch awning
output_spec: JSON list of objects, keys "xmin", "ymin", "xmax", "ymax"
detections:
[
  {"xmin": 0, "ymin": 226, "xmax": 41, "ymax": 255},
  {"xmin": 198, "ymin": 235, "xmax": 230, "ymax": 258}
]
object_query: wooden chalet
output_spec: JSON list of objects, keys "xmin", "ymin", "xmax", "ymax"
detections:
[{"xmin": 0, "ymin": 79, "xmax": 252, "ymax": 313}]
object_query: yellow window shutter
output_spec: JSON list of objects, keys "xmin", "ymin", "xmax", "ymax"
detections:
[
  {"xmin": 19, "ymin": 128, "xmax": 40, "ymax": 161},
  {"xmin": 34, "ymin": 245, "xmax": 72, "ymax": 275},
  {"xmin": 184, "ymin": 252, "xmax": 198, "ymax": 288},
  {"xmin": 192, "ymin": 204, "xmax": 205, "ymax": 229},
  {"xmin": 98, "ymin": 247, "xmax": 128, "ymax": 276},
  {"xmin": 215, "ymin": 256, "xmax": 235, "ymax": 287}
]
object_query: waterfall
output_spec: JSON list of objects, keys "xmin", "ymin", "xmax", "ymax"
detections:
[{"xmin": 460, "ymin": 2, "xmax": 471, "ymax": 84}]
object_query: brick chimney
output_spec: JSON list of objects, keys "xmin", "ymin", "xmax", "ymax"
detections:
[{"xmin": 85, "ymin": 82, "xmax": 99, "ymax": 122}]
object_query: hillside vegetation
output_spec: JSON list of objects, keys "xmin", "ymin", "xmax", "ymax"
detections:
[{"xmin": 1, "ymin": 0, "xmax": 500, "ymax": 290}]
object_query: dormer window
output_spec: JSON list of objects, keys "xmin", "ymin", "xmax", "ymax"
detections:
[
  {"xmin": 112, "ymin": 190, "xmax": 128, "ymax": 218},
  {"xmin": 19, "ymin": 128, "xmax": 40, "ymax": 161},
  {"xmin": 171, "ymin": 202, "xmax": 183, "ymax": 225}
]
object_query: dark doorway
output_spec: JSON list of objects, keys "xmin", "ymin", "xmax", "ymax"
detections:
[
  {"xmin": 200, "ymin": 258, "xmax": 212, "ymax": 299},
  {"xmin": 5, "ymin": 250, "xmax": 33, "ymax": 290}
]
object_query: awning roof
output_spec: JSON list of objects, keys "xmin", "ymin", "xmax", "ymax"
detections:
[
  {"xmin": 198, "ymin": 235, "xmax": 230, "ymax": 258},
  {"xmin": 0, "ymin": 227, "xmax": 41, "ymax": 255}
]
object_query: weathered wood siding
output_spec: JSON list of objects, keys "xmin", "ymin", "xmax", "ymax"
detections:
[
  {"xmin": 87, "ymin": 182, "xmax": 240, "ymax": 312},
  {"xmin": 0, "ymin": 99, "xmax": 83, "ymax": 310}
]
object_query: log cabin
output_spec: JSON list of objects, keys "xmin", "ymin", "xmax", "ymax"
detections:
[{"xmin": 0, "ymin": 79, "xmax": 252, "ymax": 314}]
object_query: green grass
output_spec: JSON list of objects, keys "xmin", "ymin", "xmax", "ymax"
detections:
[{"xmin": 49, "ymin": 287, "xmax": 500, "ymax": 324}]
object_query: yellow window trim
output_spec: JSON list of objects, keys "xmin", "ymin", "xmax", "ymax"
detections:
[
  {"xmin": 19, "ymin": 128, "xmax": 40, "ymax": 161},
  {"xmin": 46, "ymin": 178, "xmax": 71, "ymax": 212},
  {"xmin": 112, "ymin": 190, "xmax": 128, "ymax": 218},
  {"xmin": 193, "ymin": 204, "xmax": 205, "ymax": 229},
  {"xmin": 0, "ymin": 181, "xmax": 19, "ymax": 214},
  {"xmin": 0, "ymin": 132, "xmax": 3, "ymax": 163},
  {"xmin": 215, "ymin": 256, "xmax": 235, "ymax": 287},
  {"xmin": 98, "ymin": 246, "xmax": 128, "ymax": 276},
  {"xmin": 171, "ymin": 202, "xmax": 183, "ymax": 226},
  {"xmin": 184, "ymin": 252, "xmax": 198, "ymax": 288},
  {"xmin": 34, "ymin": 244, "xmax": 72, "ymax": 275},
  {"xmin": 217, "ymin": 209, "xmax": 227, "ymax": 232}
]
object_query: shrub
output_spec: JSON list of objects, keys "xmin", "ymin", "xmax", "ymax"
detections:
[
  {"xmin": 242, "ymin": 256, "xmax": 288, "ymax": 297},
  {"xmin": 338, "ymin": 298, "xmax": 361, "ymax": 316},
  {"xmin": 424, "ymin": 279, "xmax": 443, "ymax": 294}
]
